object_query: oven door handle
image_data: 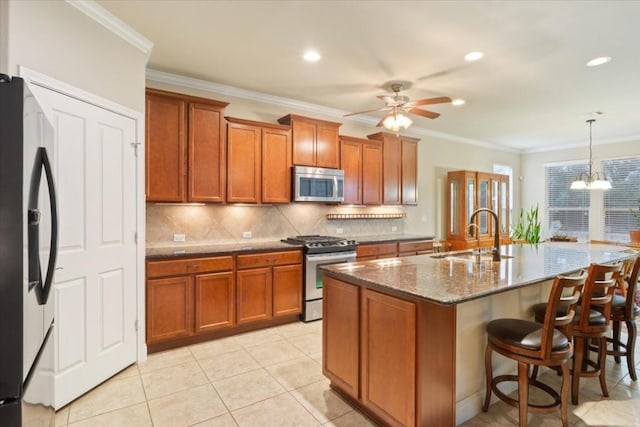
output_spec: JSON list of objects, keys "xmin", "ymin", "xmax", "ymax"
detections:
[{"xmin": 306, "ymin": 251, "xmax": 357, "ymax": 262}]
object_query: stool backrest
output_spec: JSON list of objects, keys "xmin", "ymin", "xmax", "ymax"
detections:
[
  {"xmin": 622, "ymin": 253, "xmax": 640, "ymax": 318},
  {"xmin": 540, "ymin": 272, "xmax": 587, "ymax": 358},
  {"xmin": 577, "ymin": 262, "xmax": 623, "ymax": 333}
]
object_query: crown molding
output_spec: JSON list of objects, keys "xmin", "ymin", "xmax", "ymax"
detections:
[
  {"xmin": 147, "ymin": 69, "xmax": 519, "ymax": 153},
  {"xmin": 66, "ymin": 0, "xmax": 153, "ymax": 58},
  {"xmin": 523, "ymin": 134, "xmax": 640, "ymax": 154}
]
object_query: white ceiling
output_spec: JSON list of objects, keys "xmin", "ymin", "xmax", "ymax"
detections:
[{"xmin": 97, "ymin": 0, "xmax": 640, "ymax": 152}]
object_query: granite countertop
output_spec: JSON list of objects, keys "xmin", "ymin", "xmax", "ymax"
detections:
[
  {"xmin": 146, "ymin": 234, "xmax": 435, "ymax": 258},
  {"xmin": 146, "ymin": 240, "xmax": 301, "ymax": 259},
  {"xmin": 321, "ymin": 242, "xmax": 635, "ymax": 305}
]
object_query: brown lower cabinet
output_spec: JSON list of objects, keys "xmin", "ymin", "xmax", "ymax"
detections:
[
  {"xmin": 323, "ymin": 277, "xmax": 417, "ymax": 427},
  {"xmin": 236, "ymin": 251, "xmax": 303, "ymax": 323},
  {"xmin": 356, "ymin": 239, "xmax": 434, "ymax": 261},
  {"xmin": 146, "ymin": 249, "xmax": 302, "ymax": 352},
  {"xmin": 323, "ymin": 274, "xmax": 456, "ymax": 427}
]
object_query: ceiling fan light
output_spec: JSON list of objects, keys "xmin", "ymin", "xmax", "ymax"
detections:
[
  {"xmin": 464, "ymin": 51, "xmax": 484, "ymax": 62},
  {"xmin": 452, "ymin": 99, "xmax": 466, "ymax": 106},
  {"xmin": 382, "ymin": 112, "xmax": 412, "ymax": 131}
]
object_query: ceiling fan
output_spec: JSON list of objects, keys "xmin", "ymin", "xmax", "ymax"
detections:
[{"xmin": 344, "ymin": 83, "xmax": 451, "ymax": 131}]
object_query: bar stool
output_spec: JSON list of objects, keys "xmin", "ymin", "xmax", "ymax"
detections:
[
  {"xmin": 532, "ymin": 262, "xmax": 622, "ymax": 404},
  {"xmin": 607, "ymin": 253, "xmax": 640, "ymax": 381},
  {"xmin": 482, "ymin": 272, "xmax": 587, "ymax": 427}
]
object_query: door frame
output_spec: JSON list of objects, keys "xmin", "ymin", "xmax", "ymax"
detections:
[{"xmin": 18, "ymin": 66, "xmax": 147, "ymax": 363}]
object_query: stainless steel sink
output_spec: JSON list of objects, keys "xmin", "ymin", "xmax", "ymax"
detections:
[{"xmin": 430, "ymin": 250, "xmax": 513, "ymax": 262}]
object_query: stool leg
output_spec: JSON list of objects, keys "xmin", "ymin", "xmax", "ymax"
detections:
[
  {"xmin": 560, "ymin": 361, "xmax": 570, "ymax": 427},
  {"xmin": 530, "ymin": 365, "xmax": 539, "ymax": 381},
  {"xmin": 518, "ymin": 361, "xmax": 529, "ymax": 427},
  {"xmin": 626, "ymin": 319, "xmax": 637, "ymax": 381},
  {"xmin": 612, "ymin": 320, "xmax": 621, "ymax": 364},
  {"xmin": 572, "ymin": 336, "xmax": 584, "ymax": 405},
  {"xmin": 597, "ymin": 336, "xmax": 609, "ymax": 397},
  {"xmin": 482, "ymin": 344, "xmax": 493, "ymax": 412}
]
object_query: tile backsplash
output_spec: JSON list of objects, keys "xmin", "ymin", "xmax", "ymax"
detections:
[{"xmin": 146, "ymin": 203, "xmax": 407, "ymax": 247}]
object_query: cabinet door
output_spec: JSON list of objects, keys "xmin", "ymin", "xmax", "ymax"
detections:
[
  {"xmin": 362, "ymin": 141, "xmax": 382, "ymax": 205},
  {"xmin": 361, "ymin": 289, "xmax": 416, "ymax": 427},
  {"xmin": 236, "ymin": 267, "xmax": 273, "ymax": 324},
  {"xmin": 262, "ymin": 127, "xmax": 291, "ymax": 203},
  {"xmin": 188, "ymin": 102, "xmax": 225, "ymax": 202},
  {"xmin": 341, "ymin": 139, "xmax": 362, "ymax": 204},
  {"xmin": 272, "ymin": 264, "xmax": 302, "ymax": 317},
  {"xmin": 146, "ymin": 276, "xmax": 193, "ymax": 344},
  {"xmin": 316, "ymin": 123, "xmax": 340, "ymax": 168},
  {"xmin": 145, "ymin": 92, "xmax": 186, "ymax": 202},
  {"xmin": 476, "ymin": 173, "xmax": 492, "ymax": 237},
  {"xmin": 194, "ymin": 271, "xmax": 234, "ymax": 333},
  {"xmin": 323, "ymin": 276, "xmax": 360, "ymax": 400},
  {"xmin": 291, "ymin": 120, "xmax": 316, "ymax": 166},
  {"xmin": 227, "ymin": 122, "xmax": 261, "ymax": 203},
  {"xmin": 382, "ymin": 135, "xmax": 402, "ymax": 205},
  {"xmin": 401, "ymin": 139, "xmax": 418, "ymax": 205}
]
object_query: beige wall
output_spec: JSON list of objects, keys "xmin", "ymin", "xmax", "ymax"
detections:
[
  {"xmin": 146, "ymin": 79, "xmax": 521, "ymax": 246},
  {"xmin": 0, "ymin": 1, "xmax": 8, "ymax": 73},
  {"xmin": 521, "ymin": 139, "xmax": 640, "ymax": 238},
  {"xmin": 5, "ymin": 0, "xmax": 147, "ymax": 112}
]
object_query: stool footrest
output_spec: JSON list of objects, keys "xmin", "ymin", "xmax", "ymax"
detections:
[{"xmin": 492, "ymin": 374, "xmax": 562, "ymax": 414}]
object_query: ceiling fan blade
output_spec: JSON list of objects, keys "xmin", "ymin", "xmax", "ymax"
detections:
[
  {"xmin": 376, "ymin": 95, "xmax": 397, "ymax": 104},
  {"xmin": 408, "ymin": 108, "xmax": 440, "ymax": 119},
  {"xmin": 409, "ymin": 96, "xmax": 452, "ymax": 107},
  {"xmin": 375, "ymin": 116, "xmax": 387, "ymax": 127},
  {"xmin": 343, "ymin": 106, "xmax": 390, "ymax": 117}
]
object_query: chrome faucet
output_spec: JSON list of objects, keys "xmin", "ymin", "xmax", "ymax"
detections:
[{"xmin": 468, "ymin": 208, "xmax": 501, "ymax": 262}]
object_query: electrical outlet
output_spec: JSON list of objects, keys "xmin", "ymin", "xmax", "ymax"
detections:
[
  {"xmin": 173, "ymin": 234, "xmax": 186, "ymax": 242},
  {"xmin": 336, "ymin": 228, "xmax": 344, "ymax": 234},
  {"xmin": 391, "ymin": 226, "xmax": 397, "ymax": 232},
  {"xmin": 242, "ymin": 231, "xmax": 252, "ymax": 239}
]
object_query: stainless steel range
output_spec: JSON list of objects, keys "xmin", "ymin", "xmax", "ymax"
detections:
[{"xmin": 283, "ymin": 235, "xmax": 357, "ymax": 321}]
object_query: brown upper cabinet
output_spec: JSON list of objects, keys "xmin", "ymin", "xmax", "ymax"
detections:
[
  {"xmin": 277, "ymin": 114, "xmax": 341, "ymax": 168},
  {"xmin": 367, "ymin": 132, "xmax": 419, "ymax": 205},
  {"xmin": 226, "ymin": 117, "xmax": 292, "ymax": 204},
  {"xmin": 146, "ymin": 89, "xmax": 228, "ymax": 202},
  {"xmin": 340, "ymin": 136, "xmax": 382, "ymax": 205}
]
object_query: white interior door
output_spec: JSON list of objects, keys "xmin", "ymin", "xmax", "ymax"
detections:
[{"xmin": 29, "ymin": 84, "xmax": 138, "ymax": 409}]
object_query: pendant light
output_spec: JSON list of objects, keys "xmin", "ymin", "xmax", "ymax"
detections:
[{"xmin": 570, "ymin": 119, "xmax": 611, "ymax": 190}]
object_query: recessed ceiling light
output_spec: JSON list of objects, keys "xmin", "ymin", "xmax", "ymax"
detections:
[
  {"xmin": 303, "ymin": 50, "xmax": 321, "ymax": 62},
  {"xmin": 452, "ymin": 99, "xmax": 466, "ymax": 106},
  {"xmin": 464, "ymin": 51, "xmax": 483, "ymax": 62},
  {"xmin": 586, "ymin": 56, "xmax": 612, "ymax": 67}
]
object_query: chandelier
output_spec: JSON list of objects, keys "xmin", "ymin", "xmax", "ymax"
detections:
[{"xmin": 570, "ymin": 119, "xmax": 611, "ymax": 190}]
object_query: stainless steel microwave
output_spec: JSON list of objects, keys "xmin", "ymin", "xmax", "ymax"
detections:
[{"xmin": 293, "ymin": 166, "xmax": 344, "ymax": 203}]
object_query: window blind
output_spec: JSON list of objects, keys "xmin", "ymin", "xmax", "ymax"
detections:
[
  {"xmin": 545, "ymin": 163, "xmax": 590, "ymax": 241},
  {"xmin": 602, "ymin": 157, "xmax": 640, "ymax": 242}
]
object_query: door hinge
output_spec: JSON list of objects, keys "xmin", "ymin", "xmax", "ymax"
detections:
[
  {"xmin": 134, "ymin": 320, "xmax": 138, "ymax": 332},
  {"xmin": 130, "ymin": 142, "xmax": 141, "ymax": 156},
  {"xmin": 134, "ymin": 231, "xmax": 138, "ymax": 244}
]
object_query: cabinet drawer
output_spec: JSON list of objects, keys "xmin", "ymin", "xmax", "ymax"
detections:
[
  {"xmin": 147, "ymin": 256, "xmax": 234, "ymax": 278},
  {"xmin": 398, "ymin": 240, "xmax": 433, "ymax": 255},
  {"xmin": 357, "ymin": 243, "xmax": 397, "ymax": 259},
  {"xmin": 236, "ymin": 250, "xmax": 302, "ymax": 269}
]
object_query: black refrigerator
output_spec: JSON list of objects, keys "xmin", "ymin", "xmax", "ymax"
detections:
[{"xmin": 0, "ymin": 75, "xmax": 57, "ymax": 426}]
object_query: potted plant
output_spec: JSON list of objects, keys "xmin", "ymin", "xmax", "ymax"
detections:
[
  {"xmin": 511, "ymin": 204, "xmax": 541, "ymax": 244},
  {"xmin": 630, "ymin": 197, "xmax": 640, "ymax": 243}
]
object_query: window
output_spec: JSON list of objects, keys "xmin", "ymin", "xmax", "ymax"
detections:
[
  {"xmin": 545, "ymin": 163, "xmax": 590, "ymax": 241},
  {"xmin": 602, "ymin": 157, "xmax": 640, "ymax": 242}
]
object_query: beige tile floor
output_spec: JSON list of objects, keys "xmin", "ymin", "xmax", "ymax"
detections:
[{"xmin": 54, "ymin": 320, "xmax": 639, "ymax": 426}]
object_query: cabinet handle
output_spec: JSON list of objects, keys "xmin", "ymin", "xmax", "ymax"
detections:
[{"xmin": 188, "ymin": 264, "xmax": 200, "ymax": 270}]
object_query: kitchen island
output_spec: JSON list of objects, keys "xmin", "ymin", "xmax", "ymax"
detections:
[{"xmin": 320, "ymin": 243, "xmax": 634, "ymax": 427}]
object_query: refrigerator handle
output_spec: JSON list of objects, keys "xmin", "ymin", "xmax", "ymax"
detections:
[{"xmin": 27, "ymin": 147, "xmax": 58, "ymax": 306}]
